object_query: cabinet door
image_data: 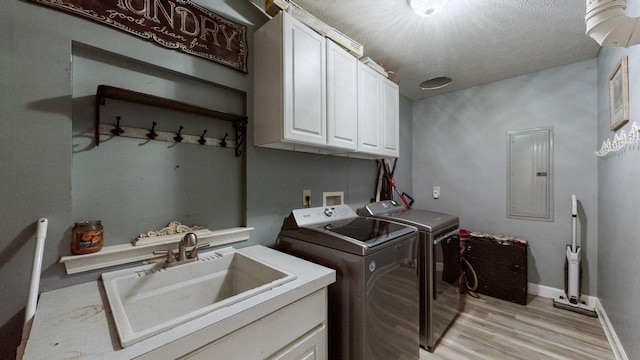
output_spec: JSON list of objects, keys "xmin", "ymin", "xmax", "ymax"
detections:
[
  {"xmin": 326, "ymin": 40, "xmax": 358, "ymax": 150},
  {"xmin": 357, "ymin": 62, "xmax": 381, "ymax": 153},
  {"xmin": 283, "ymin": 14, "xmax": 326, "ymax": 145},
  {"xmin": 268, "ymin": 324, "xmax": 327, "ymax": 360},
  {"xmin": 380, "ymin": 78, "xmax": 399, "ymax": 158},
  {"xmin": 178, "ymin": 289, "xmax": 328, "ymax": 360}
]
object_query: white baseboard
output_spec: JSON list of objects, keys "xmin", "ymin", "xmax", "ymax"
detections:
[
  {"xmin": 527, "ymin": 282, "xmax": 628, "ymax": 360},
  {"xmin": 527, "ymin": 282, "xmax": 597, "ymax": 308},
  {"xmin": 595, "ymin": 299, "xmax": 630, "ymax": 360}
]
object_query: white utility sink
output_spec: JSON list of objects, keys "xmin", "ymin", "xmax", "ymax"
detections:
[{"xmin": 102, "ymin": 249, "xmax": 297, "ymax": 347}]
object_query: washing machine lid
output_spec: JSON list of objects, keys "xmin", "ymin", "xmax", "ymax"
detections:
[
  {"xmin": 309, "ymin": 216, "xmax": 414, "ymax": 244},
  {"xmin": 280, "ymin": 205, "xmax": 417, "ymax": 254},
  {"xmin": 358, "ymin": 200, "xmax": 459, "ymax": 233}
]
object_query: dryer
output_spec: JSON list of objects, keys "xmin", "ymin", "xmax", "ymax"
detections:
[{"xmin": 358, "ymin": 200, "xmax": 461, "ymax": 349}]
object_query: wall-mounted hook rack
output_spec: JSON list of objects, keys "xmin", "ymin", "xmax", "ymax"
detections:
[
  {"xmin": 95, "ymin": 85, "xmax": 248, "ymax": 156},
  {"xmin": 97, "ymin": 123, "xmax": 235, "ymax": 148}
]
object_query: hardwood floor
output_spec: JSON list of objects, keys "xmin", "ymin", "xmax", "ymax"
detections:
[{"xmin": 420, "ymin": 293, "xmax": 615, "ymax": 360}]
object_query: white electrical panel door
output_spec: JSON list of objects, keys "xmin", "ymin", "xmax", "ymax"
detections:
[
  {"xmin": 326, "ymin": 40, "xmax": 358, "ymax": 150},
  {"xmin": 507, "ymin": 128, "xmax": 554, "ymax": 221},
  {"xmin": 380, "ymin": 78, "xmax": 399, "ymax": 158},
  {"xmin": 357, "ymin": 62, "xmax": 382, "ymax": 154},
  {"xmin": 284, "ymin": 14, "xmax": 327, "ymax": 145}
]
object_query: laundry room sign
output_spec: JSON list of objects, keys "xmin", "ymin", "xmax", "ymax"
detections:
[{"xmin": 28, "ymin": 0, "xmax": 248, "ymax": 73}]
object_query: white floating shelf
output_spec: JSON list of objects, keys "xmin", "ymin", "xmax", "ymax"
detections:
[{"xmin": 60, "ymin": 227, "xmax": 253, "ymax": 274}]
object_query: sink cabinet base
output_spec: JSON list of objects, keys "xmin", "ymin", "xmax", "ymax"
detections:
[{"xmin": 172, "ymin": 289, "xmax": 328, "ymax": 360}]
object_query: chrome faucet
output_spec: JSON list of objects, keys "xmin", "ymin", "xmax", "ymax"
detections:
[{"xmin": 156, "ymin": 232, "xmax": 200, "ymax": 268}]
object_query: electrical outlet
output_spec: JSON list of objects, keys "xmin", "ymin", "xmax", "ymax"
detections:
[
  {"xmin": 303, "ymin": 190, "xmax": 311, "ymax": 207},
  {"xmin": 433, "ymin": 186, "xmax": 440, "ymax": 199}
]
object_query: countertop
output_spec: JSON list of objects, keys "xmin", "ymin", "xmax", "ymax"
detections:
[{"xmin": 23, "ymin": 245, "xmax": 335, "ymax": 359}]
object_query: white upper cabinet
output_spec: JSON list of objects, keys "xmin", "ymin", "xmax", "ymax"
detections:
[
  {"xmin": 356, "ymin": 63, "xmax": 399, "ymax": 158},
  {"xmin": 254, "ymin": 12, "xmax": 328, "ymax": 151},
  {"xmin": 357, "ymin": 62, "xmax": 382, "ymax": 154},
  {"xmin": 285, "ymin": 14, "xmax": 326, "ymax": 145},
  {"xmin": 380, "ymin": 77, "xmax": 399, "ymax": 158},
  {"xmin": 254, "ymin": 11, "xmax": 398, "ymax": 158},
  {"xmin": 326, "ymin": 40, "xmax": 358, "ymax": 151}
]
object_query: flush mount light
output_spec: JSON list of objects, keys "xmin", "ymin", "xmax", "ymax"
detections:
[
  {"xmin": 409, "ymin": 0, "xmax": 450, "ymax": 16},
  {"xmin": 419, "ymin": 76, "xmax": 452, "ymax": 90}
]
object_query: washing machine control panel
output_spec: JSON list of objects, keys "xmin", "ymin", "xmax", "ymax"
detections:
[{"xmin": 292, "ymin": 204, "xmax": 357, "ymax": 226}]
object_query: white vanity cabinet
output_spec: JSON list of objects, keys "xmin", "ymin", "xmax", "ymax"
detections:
[
  {"xmin": 180, "ymin": 289, "xmax": 328, "ymax": 360},
  {"xmin": 22, "ymin": 245, "xmax": 335, "ymax": 360},
  {"xmin": 356, "ymin": 62, "xmax": 399, "ymax": 158}
]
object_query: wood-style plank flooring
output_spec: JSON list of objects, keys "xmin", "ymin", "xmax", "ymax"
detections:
[{"xmin": 420, "ymin": 293, "xmax": 614, "ymax": 360}]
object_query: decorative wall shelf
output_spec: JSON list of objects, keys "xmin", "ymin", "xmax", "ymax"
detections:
[
  {"xmin": 595, "ymin": 121, "xmax": 639, "ymax": 157},
  {"xmin": 60, "ymin": 226, "xmax": 253, "ymax": 274},
  {"xmin": 95, "ymin": 85, "xmax": 248, "ymax": 156}
]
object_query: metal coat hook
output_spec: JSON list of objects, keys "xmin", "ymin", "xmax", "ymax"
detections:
[
  {"xmin": 111, "ymin": 116, "xmax": 124, "ymax": 136},
  {"xmin": 220, "ymin": 133, "xmax": 228, "ymax": 148},
  {"xmin": 198, "ymin": 129, "xmax": 207, "ymax": 145},
  {"xmin": 173, "ymin": 125, "xmax": 184, "ymax": 142},
  {"xmin": 147, "ymin": 121, "xmax": 158, "ymax": 140}
]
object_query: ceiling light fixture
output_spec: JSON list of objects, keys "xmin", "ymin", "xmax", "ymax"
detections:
[
  {"xmin": 419, "ymin": 76, "xmax": 452, "ymax": 90},
  {"xmin": 408, "ymin": 0, "xmax": 450, "ymax": 16}
]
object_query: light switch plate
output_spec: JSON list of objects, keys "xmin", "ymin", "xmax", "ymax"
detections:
[{"xmin": 433, "ymin": 186, "xmax": 440, "ymax": 199}]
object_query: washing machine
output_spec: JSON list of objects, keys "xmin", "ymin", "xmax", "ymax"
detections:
[
  {"xmin": 277, "ymin": 204, "xmax": 419, "ymax": 360},
  {"xmin": 358, "ymin": 200, "xmax": 461, "ymax": 349}
]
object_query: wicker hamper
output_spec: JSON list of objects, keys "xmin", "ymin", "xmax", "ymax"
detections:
[{"xmin": 466, "ymin": 235, "xmax": 528, "ymax": 305}]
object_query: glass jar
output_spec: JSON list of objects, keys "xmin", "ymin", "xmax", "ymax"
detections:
[{"xmin": 71, "ymin": 220, "xmax": 103, "ymax": 255}]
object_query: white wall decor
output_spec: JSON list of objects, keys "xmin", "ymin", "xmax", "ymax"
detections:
[{"xmin": 595, "ymin": 121, "xmax": 640, "ymax": 156}]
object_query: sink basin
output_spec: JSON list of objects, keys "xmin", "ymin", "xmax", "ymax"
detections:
[{"xmin": 102, "ymin": 250, "xmax": 296, "ymax": 347}]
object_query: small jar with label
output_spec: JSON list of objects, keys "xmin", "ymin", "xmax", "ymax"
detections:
[{"xmin": 71, "ymin": 220, "xmax": 103, "ymax": 255}]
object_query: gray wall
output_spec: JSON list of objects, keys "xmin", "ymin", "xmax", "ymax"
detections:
[
  {"xmin": 245, "ymin": 91, "xmax": 414, "ymax": 246},
  {"xmin": 596, "ymin": 2, "xmax": 640, "ymax": 358},
  {"xmin": 0, "ymin": 2, "xmax": 412, "ymax": 358},
  {"xmin": 411, "ymin": 59, "xmax": 599, "ymax": 293},
  {"xmin": 5, "ymin": 0, "xmax": 636, "ymax": 358}
]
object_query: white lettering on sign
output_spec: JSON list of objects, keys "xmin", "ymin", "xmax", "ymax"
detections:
[{"xmin": 29, "ymin": 0, "xmax": 248, "ymax": 73}]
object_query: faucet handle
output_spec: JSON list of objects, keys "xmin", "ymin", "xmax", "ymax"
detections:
[
  {"xmin": 188, "ymin": 246, "xmax": 199, "ymax": 259},
  {"xmin": 153, "ymin": 249, "xmax": 177, "ymax": 263},
  {"xmin": 165, "ymin": 250, "xmax": 177, "ymax": 263},
  {"xmin": 188, "ymin": 242, "xmax": 210, "ymax": 259}
]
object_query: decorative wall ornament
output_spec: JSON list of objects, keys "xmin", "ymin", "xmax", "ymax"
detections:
[
  {"xmin": 28, "ymin": 0, "xmax": 248, "ymax": 73},
  {"xmin": 132, "ymin": 221, "xmax": 210, "ymax": 246},
  {"xmin": 137, "ymin": 221, "xmax": 204, "ymax": 238},
  {"xmin": 595, "ymin": 121, "xmax": 640, "ymax": 156}
]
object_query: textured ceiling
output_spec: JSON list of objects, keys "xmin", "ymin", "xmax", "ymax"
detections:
[{"xmin": 290, "ymin": 0, "xmax": 601, "ymax": 100}]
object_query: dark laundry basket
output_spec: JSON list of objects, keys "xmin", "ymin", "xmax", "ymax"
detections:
[{"xmin": 466, "ymin": 235, "xmax": 528, "ymax": 305}]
